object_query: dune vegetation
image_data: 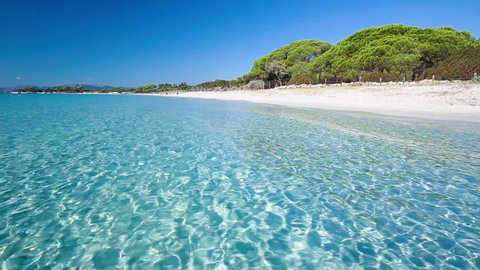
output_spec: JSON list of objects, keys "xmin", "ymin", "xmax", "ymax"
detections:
[{"xmin": 425, "ymin": 43, "xmax": 480, "ymax": 80}]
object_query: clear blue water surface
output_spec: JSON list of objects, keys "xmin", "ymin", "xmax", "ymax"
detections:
[{"xmin": 1, "ymin": 94, "xmax": 479, "ymax": 269}]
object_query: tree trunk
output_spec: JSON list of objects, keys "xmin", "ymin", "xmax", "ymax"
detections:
[{"xmin": 275, "ymin": 73, "xmax": 282, "ymax": 87}]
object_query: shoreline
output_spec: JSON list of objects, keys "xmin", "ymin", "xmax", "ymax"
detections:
[
  {"xmin": 8, "ymin": 81, "xmax": 480, "ymax": 123},
  {"xmin": 171, "ymin": 81, "xmax": 480, "ymax": 123}
]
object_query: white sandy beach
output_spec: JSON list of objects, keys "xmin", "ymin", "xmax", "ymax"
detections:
[{"xmin": 173, "ymin": 81, "xmax": 480, "ymax": 123}]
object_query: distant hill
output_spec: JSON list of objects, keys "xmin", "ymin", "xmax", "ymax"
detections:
[
  {"xmin": 0, "ymin": 84, "xmax": 122, "ymax": 93},
  {"xmin": 0, "ymin": 85, "xmax": 38, "ymax": 93}
]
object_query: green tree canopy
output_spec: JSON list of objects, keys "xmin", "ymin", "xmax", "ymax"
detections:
[
  {"xmin": 311, "ymin": 24, "xmax": 476, "ymax": 82},
  {"xmin": 288, "ymin": 62, "xmax": 315, "ymax": 84},
  {"xmin": 248, "ymin": 40, "xmax": 332, "ymax": 84},
  {"xmin": 198, "ymin": 80, "xmax": 230, "ymax": 89},
  {"xmin": 134, "ymin": 84, "xmax": 158, "ymax": 93}
]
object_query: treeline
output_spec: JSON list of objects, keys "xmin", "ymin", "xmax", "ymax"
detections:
[
  {"xmin": 108, "ymin": 83, "xmax": 191, "ymax": 93},
  {"xmin": 195, "ymin": 25, "xmax": 479, "ymax": 89},
  {"xmin": 20, "ymin": 85, "xmax": 90, "ymax": 93},
  {"xmin": 21, "ymin": 83, "xmax": 193, "ymax": 94},
  {"xmin": 241, "ymin": 24, "xmax": 478, "ymax": 86},
  {"xmin": 15, "ymin": 24, "xmax": 479, "ymax": 94}
]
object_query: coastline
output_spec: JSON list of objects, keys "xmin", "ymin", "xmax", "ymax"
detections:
[
  {"xmin": 171, "ymin": 81, "xmax": 480, "ymax": 123},
  {"xmin": 9, "ymin": 81, "xmax": 480, "ymax": 123}
]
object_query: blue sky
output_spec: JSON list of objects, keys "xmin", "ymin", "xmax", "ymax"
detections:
[{"xmin": 0, "ymin": 0, "xmax": 478, "ymax": 87}]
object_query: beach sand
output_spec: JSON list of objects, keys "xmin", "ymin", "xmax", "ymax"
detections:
[{"xmin": 173, "ymin": 81, "xmax": 480, "ymax": 123}]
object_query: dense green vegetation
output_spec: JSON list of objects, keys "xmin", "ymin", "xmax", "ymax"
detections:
[
  {"xmin": 208, "ymin": 25, "xmax": 478, "ymax": 86},
  {"xmin": 22, "ymin": 83, "xmax": 192, "ymax": 94},
  {"xmin": 21, "ymin": 85, "xmax": 89, "ymax": 93},
  {"xmin": 311, "ymin": 25, "xmax": 476, "ymax": 82},
  {"xmin": 101, "ymin": 83, "xmax": 191, "ymax": 93},
  {"xmin": 425, "ymin": 44, "xmax": 480, "ymax": 80},
  {"xmin": 11, "ymin": 24, "xmax": 479, "ymax": 94},
  {"xmin": 197, "ymin": 80, "xmax": 230, "ymax": 89},
  {"xmin": 243, "ymin": 24, "xmax": 477, "ymax": 86},
  {"xmin": 248, "ymin": 40, "xmax": 333, "ymax": 85},
  {"xmin": 19, "ymin": 84, "xmax": 129, "ymax": 93},
  {"xmin": 136, "ymin": 83, "xmax": 190, "ymax": 93}
]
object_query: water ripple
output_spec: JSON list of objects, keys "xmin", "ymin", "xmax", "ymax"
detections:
[{"xmin": 0, "ymin": 95, "xmax": 479, "ymax": 269}]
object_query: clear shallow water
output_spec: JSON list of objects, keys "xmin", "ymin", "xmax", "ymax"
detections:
[{"xmin": 1, "ymin": 94, "xmax": 480, "ymax": 270}]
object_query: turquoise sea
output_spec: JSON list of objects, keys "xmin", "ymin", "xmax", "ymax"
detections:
[{"xmin": 1, "ymin": 94, "xmax": 479, "ymax": 269}]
